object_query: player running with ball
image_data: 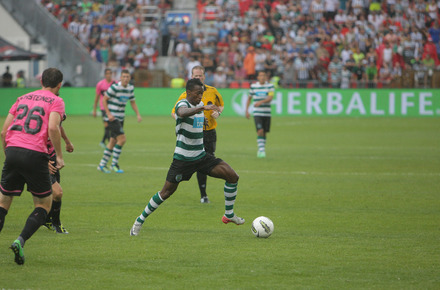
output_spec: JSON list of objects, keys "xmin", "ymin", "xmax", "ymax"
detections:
[{"xmin": 130, "ymin": 78, "xmax": 244, "ymax": 236}]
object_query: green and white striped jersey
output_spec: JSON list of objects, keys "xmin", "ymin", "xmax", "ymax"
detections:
[
  {"xmin": 104, "ymin": 82, "xmax": 135, "ymax": 122},
  {"xmin": 173, "ymin": 99, "xmax": 206, "ymax": 161},
  {"xmin": 249, "ymin": 81, "xmax": 274, "ymax": 117}
]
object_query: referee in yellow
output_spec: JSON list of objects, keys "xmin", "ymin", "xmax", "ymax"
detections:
[{"xmin": 171, "ymin": 65, "xmax": 224, "ymax": 203}]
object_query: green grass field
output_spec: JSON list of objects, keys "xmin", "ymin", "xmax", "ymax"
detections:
[{"xmin": 0, "ymin": 115, "xmax": 439, "ymax": 289}]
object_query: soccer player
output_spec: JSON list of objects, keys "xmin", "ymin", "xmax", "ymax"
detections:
[
  {"xmin": 97, "ymin": 69, "xmax": 142, "ymax": 173},
  {"xmin": 245, "ymin": 70, "xmax": 274, "ymax": 158},
  {"xmin": 44, "ymin": 124, "xmax": 74, "ymax": 234},
  {"xmin": 0, "ymin": 68, "xmax": 65, "ymax": 265},
  {"xmin": 93, "ymin": 68, "xmax": 115, "ymax": 148},
  {"xmin": 130, "ymin": 79, "xmax": 244, "ymax": 236},
  {"xmin": 171, "ymin": 65, "xmax": 224, "ymax": 204}
]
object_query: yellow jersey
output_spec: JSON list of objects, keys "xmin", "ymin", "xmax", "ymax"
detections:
[{"xmin": 171, "ymin": 84, "xmax": 224, "ymax": 131}]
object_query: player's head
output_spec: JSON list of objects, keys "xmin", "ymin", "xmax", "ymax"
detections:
[
  {"xmin": 191, "ymin": 65, "xmax": 206, "ymax": 84},
  {"xmin": 104, "ymin": 68, "xmax": 112, "ymax": 81},
  {"xmin": 120, "ymin": 69, "xmax": 131, "ymax": 87},
  {"xmin": 186, "ymin": 78, "xmax": 204, "ymax": 105},
  {"xmin": 42, "ymin": 68, "xmax": 63, "ymax": 88},
  {"xmin": 41, "ymin": 68, "xmax": 63, "ymax": 94},
  {"xmin": 257, "ymin": 70, "xmax": 267, "ymax": 84}
]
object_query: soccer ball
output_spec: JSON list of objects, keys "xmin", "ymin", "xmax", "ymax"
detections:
[{"xmin": 251, "ymin": 216, "xmax": 274, "ymax": 238}]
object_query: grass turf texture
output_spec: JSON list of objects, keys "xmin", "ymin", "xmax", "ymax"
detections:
[{"xmin": 0, "ymin": 115, "xmax": 439, "ymax": 289}]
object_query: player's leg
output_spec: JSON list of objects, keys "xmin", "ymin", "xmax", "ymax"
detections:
[
  {"xmin": 49, "ymin": 182, "xmax": 68, "ymax": 234},
  {"xmin": 0, "ymin": 148, "xmax": 23, "ymax": 232},
  {"xmin": 98, "ymin": 137, "xmax": 116, "ymax": 173},
  {"xmin": 11, "ymin": 194, "xmax": 52, "ymax": 265},
  {"xmin": 254, "ymin": 116, "xmax": 266, "ymax": 157},
  {"xmin": 130, "ymin": 181, "xmax": 179, "ymax": 236},
  {"xmin": 208, "ymin": 161, "xmax": 245, "ymax": 225},
  {"xmin": 0, "ymin": 193, "xmax": 13, "ymax": 232},
  {"xmin": 100, "ymin": 120, "xmax": 109, "ymax": 148},
  {"xmin": 198, "ymin": 130, "xmax": 216, "ymax": 203},
  {"xmin": 111, "ymin": 133, "xmax": 126, "ymax": 173}
]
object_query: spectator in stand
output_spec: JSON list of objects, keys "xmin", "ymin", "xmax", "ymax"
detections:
[
  {"xmin": 328, "ymin": 55, "xmax": 342, "ymax": 88},
  {"xmin": 185, "ymin": 56, "xmax": 201, "ymax": 81},
  {"xmin": 365, "ymin": 60, "xmax": 378, "ymax": 88},
  {"xmin": 175, "ymin": 40, "xmax": 191, "ymax": 58},
  {"xmin": 254, "ymin": 47, "xmax": 267, "ymax": 72},
  {"xmin": 295, "ymin": 53, "xmax": 310, "ymax": 88},
  {"xmin": 244, "ymin": 46, "xmax": 256, "ymax": 80},
  {"xmin": 213, "ymin": 66, "xmax": 227, "ymax": 88},
  {"xmin": 379, "ymin": 63, "xmax": 393, "ymax": 86},
  {"xmin": 352, "ymin": 46, "xmax": 365, "ymax": 65},
  {"xmin": 340, "ymin": 64, "xmax": 351, "ymax": 89},
  {"xmin": 422, "ymin": 53, "xmax": 436, "ymax": 85},
  {"xmin": 391, "ymin": 61, "xmax": 403, "ymax": 85}
]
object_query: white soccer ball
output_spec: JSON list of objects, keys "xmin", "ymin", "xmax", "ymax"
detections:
[{"xmin": 251, "ymin": 216, "xmax": 274, "ymax": 238}]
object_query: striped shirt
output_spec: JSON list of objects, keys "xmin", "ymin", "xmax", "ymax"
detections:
[
  {"xmin": 104, "ymin": 81, "xmax": 135, "ymax": 122},
  {"xmin": 249, "ymin": 82, "xmax": 274, "ymax": 117},
  {"xmin": 173, "ymin": 99, "xmax": 206, "ymax": 161}
]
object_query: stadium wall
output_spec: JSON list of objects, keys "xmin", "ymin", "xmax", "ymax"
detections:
[{"xmin": 1, "ymin": 88, "xmax": 439, "ymax": 117}]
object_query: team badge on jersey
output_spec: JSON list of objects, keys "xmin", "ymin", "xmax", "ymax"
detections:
[{"xmin": 193, "ymin": 117, "xmax": 204, "ymax": 128}]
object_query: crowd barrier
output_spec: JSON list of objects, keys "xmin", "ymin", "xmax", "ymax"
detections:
[{"xmin": 0, "ymin": 87, "xmax": 439, "ymax": 117}]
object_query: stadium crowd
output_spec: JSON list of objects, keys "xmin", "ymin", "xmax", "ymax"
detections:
[{"xmin": 39, "ymin": 0, "xmax": 440, "ymax": 88}]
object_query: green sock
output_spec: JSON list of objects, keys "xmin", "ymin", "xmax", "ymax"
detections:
[
  {"xmin": 137, "ymin": 192, "xmax": 164, "ymax": 224},
  {"xmin": 224, "ymin": 182, "xmax": 238, "ymax": 218}
]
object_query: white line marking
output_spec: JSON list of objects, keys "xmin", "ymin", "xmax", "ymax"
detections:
[{"xmin": 78, "ymin": 164, "xmax": 440, "ymax": 177}]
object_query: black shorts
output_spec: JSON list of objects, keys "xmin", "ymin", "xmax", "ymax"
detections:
[
  {"xmin": 254, "ymin": 116, "xmax": 271, "ymax": 133},
  {"xmin": 107, "ymin": 119, "xmax": 125, "ymax": 138},
  {"xmin": 203, "ymin": 129, "xmax": 217, "ymax": 155},
  {"xmin": 101, "ymin": 109, "xmax": 107, "ymax": 122},
  {"xmin": 49, "ymin": 156, "xmax": 61, "ymax": 185},
  {"xmin": 166, "ymin": 153, "xmax": 223, "ymax": 184},
  {"xmin": 0, "ymin": 147, "xmax": 52, "ymax": 197}
]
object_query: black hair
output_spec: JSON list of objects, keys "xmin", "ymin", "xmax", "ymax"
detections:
[
  {"xmin": 41, "ymin": 68, "xmax": 63, "ymax": 88},
  {"xmin": 121, "ymin": 69, "xmax": 130, "ymax": 75},
  {"xmin": 186, "ymin": 78, "xmax": 203, "ymax": 92}
]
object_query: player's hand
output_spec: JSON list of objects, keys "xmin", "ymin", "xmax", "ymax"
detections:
[
  {"xmin": 254, "ymin": 101, "xmax": 261, "ymax": 107},
  {"xmin": 48, "ymin": 161, "xmax": 57, "ymax": 175},
  {"xmin": 56, "ymin": 156, "xmax": 65, "ymax": 170},
  {"xmin": 66, "ymin": 142, "xmax": 74, "ymax": 153},
  {"xmin": 137, "ymin": 115, "xmax": 142, "ymax": 123},
  {"xmin": 92, "ymin": 111, "xmax": 97, "ymax": 118},
  {"xmin": 204, "ymin": 104, "xmax": 218, "ymax": 111},
  {"xmin": 108, "ymin": 113, "xmax": 115, "ymax": 121},
  {"xmin": 245, "ymin": 111, "xmax": 250, "ymax": 119},
  {"xmin": 211, "ymin": 110, "xmax": 220, "ymax": 119}
]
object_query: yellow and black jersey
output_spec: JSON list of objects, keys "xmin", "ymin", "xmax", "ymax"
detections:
[{"xmin": 171, "ymin": 85, "xmax": 224, "ymax": 131}]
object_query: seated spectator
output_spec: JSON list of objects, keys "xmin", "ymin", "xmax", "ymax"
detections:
[
  {"xmin": 328, "ymin": 56, "xmax": 342, "ymax": 88},
  {"xmin": 213, "ymin": 66, "xmax": 227, "ymax": 88},
  {"xmin": 365, "ymin": 60, "xmax": 378, "ymax": 88}
]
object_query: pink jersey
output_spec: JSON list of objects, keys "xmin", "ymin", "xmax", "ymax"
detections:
[
  {"xmin": 96, "ymin": 79, "xmax": 115, "ymax": 111},
  {"xmin": 6, "ymin": 89, "xmax": 65, "ymax": 154}
]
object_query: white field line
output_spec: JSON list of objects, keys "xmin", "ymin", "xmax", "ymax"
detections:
[{"xmin": 78, "ymin": 163, "xmax": 440, "ymax": 177}]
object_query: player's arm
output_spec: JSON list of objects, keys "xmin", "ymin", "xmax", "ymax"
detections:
[
  {"xmin": 102, "ymin": 93, "xmax": 114, "ymax": 121},
  {"xmin": 171, "ymin": 92, "xmax": 186, "ymax": 120},
  {"xmin": 254, "ymin": 91, "xmax": 274, "ymax": 107},
  {"xmin": 211, "ymin": 90, "xmax": 224, "ymax": 119},
  {"xmin": 177, "ymin": 104, "xmax": 218, "ymax": 118},
  {"xmin": 245, "ymin": 95, "xmax": 252, "ymax": 119},
  {"xmin": 130, "ymin": 99, "xmax": 142, "ymax": 123},
  {"xmin": 48, "ymin": 112, "xmax": 64, "ymax": 170},
  {"xmin": 60, "ymin": 126, "xmax": 74, "ymax": 153},
  {"xmin": 93, "ymin": 88, "xmax": 100, "ymax": 118},
  {"xmin": 1, "ymin": 113, "xmax": 14, "ymax": 151}
]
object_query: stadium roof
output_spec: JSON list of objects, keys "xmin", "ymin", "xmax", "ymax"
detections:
[{"xmin": 0, "ymin": 37, "xmax": 44, "ymax": 61}]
